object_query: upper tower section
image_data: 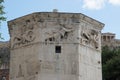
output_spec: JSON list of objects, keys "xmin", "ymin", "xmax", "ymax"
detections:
[{"xmin": 8, "ymin": 12, "xmax": 104, "ymax": 50}]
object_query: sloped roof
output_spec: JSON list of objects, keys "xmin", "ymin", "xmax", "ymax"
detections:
[{"xmin": 8, "ymin": 12, "xmax": 104, "ymax": 30}]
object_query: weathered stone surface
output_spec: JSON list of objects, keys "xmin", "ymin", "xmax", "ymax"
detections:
[
  {"xmin": 0, "ymin": 41, "xmax": 10, "ymax": 69},
  {"xmin": 8, "ymin": 12, "xmax": 104, "ymax": 80},
  {"xmin": 0, "ymin": 41, "xmax": 10, "ymax": 80}
]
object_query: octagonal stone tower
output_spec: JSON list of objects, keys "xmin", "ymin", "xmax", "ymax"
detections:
[{"xmin": 8, "ymin": 12, "xmax": 104, "ymax": 80}]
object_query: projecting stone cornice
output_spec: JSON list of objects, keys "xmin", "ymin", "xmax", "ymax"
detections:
[{"xmin": 8, "ymin": 12, "xmax": 104, "ymax": 31}]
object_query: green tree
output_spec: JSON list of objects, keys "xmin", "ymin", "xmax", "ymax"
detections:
[
  {"xmin": 102, "ymin": 46, "xmax": 120, "ymax": 80},
  {"xmin": 0, "ymin": 0, "xmax": 6, "ymax": 23},
  {"xmin": 0, "ymin": 0, "xmax": 6, "ymax": 39}
]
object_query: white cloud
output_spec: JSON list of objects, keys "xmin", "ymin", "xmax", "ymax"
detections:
[
  {"xmin": 108, "ymin": 0, "xmax": 120, "ymax": 6},
  {"xmin": 82, "ymin": 0, "xmax": 105, "ymax": 10}
]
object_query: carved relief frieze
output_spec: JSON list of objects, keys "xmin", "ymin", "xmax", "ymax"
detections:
[
  {"xmin": 10, "ymin": 19, "xmax": 36, "ymax": 49},
  {"xmin": 9, "ymin": 13, "xmax": 99, "ymax": 48},
  {"xmin": 32, "ymin": 14, "xmax": 47, "ymax": 29},
  {"xmin": 44, "ymin": 21, "xmax": 75, "ymax": 43},
  {"xmin": 81, "ymin": 28, "xmax": 100, "ymax": 50}
]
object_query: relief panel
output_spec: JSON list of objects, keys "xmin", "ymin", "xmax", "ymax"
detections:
[{"xmin": 80, "ymin": 23, "xmax": 100, "ymax": 50}]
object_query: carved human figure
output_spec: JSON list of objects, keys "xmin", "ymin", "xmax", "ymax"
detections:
[
  {"xmin": 12, "ymin": 30, "xmax": 35, "ymax": 48},
  {"xmin": 81, "ymin": 29, "xmax": 90, "ymax": 44},
  {"xmin": 45, "ymin": 24, "xmax": 74, "ymax": 43},
  {"xmin": 81, "ymin": 29, "xmax": 99, "ymax": 49},
  {"xmin": 22, "ymin": 30, "xmax": 35, "ymax": 43},
  {"xmin": 90, "ymin": 30, "xmax": 99, "ymax": 49}
]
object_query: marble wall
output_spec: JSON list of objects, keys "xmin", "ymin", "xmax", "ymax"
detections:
[{"xmin": 8, "ymin": 12, "xmax": 104, "ymax": 80}]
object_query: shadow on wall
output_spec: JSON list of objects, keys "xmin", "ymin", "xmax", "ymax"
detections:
[
  {"xmin": 0, "ymin": 69, "xmax": 9, "ymax": 80},
  {"xmin": 0, "ymin": 41, "xmax": 10, "ymax": 80}
]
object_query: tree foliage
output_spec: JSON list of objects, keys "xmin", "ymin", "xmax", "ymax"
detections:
[
  {"xmin": 0, "ymin": 0, "xmax": 6, "ymax": 23},
  {"xmin": 0, "ymin": 0, "xmax": 6, "ymax": 39},
  {"xmin": 102, "ymin": 46, "xmax": 120, "ymax": 80}
]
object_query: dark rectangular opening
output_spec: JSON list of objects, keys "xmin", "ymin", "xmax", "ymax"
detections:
[{"xmin": 55, "ymin": 46, "xmax": 61, "ymax": 53}]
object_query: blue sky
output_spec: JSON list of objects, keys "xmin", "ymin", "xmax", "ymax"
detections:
[{"xmin": 0, "ymin": 0, "xmax": 120, "ymax": 41}]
